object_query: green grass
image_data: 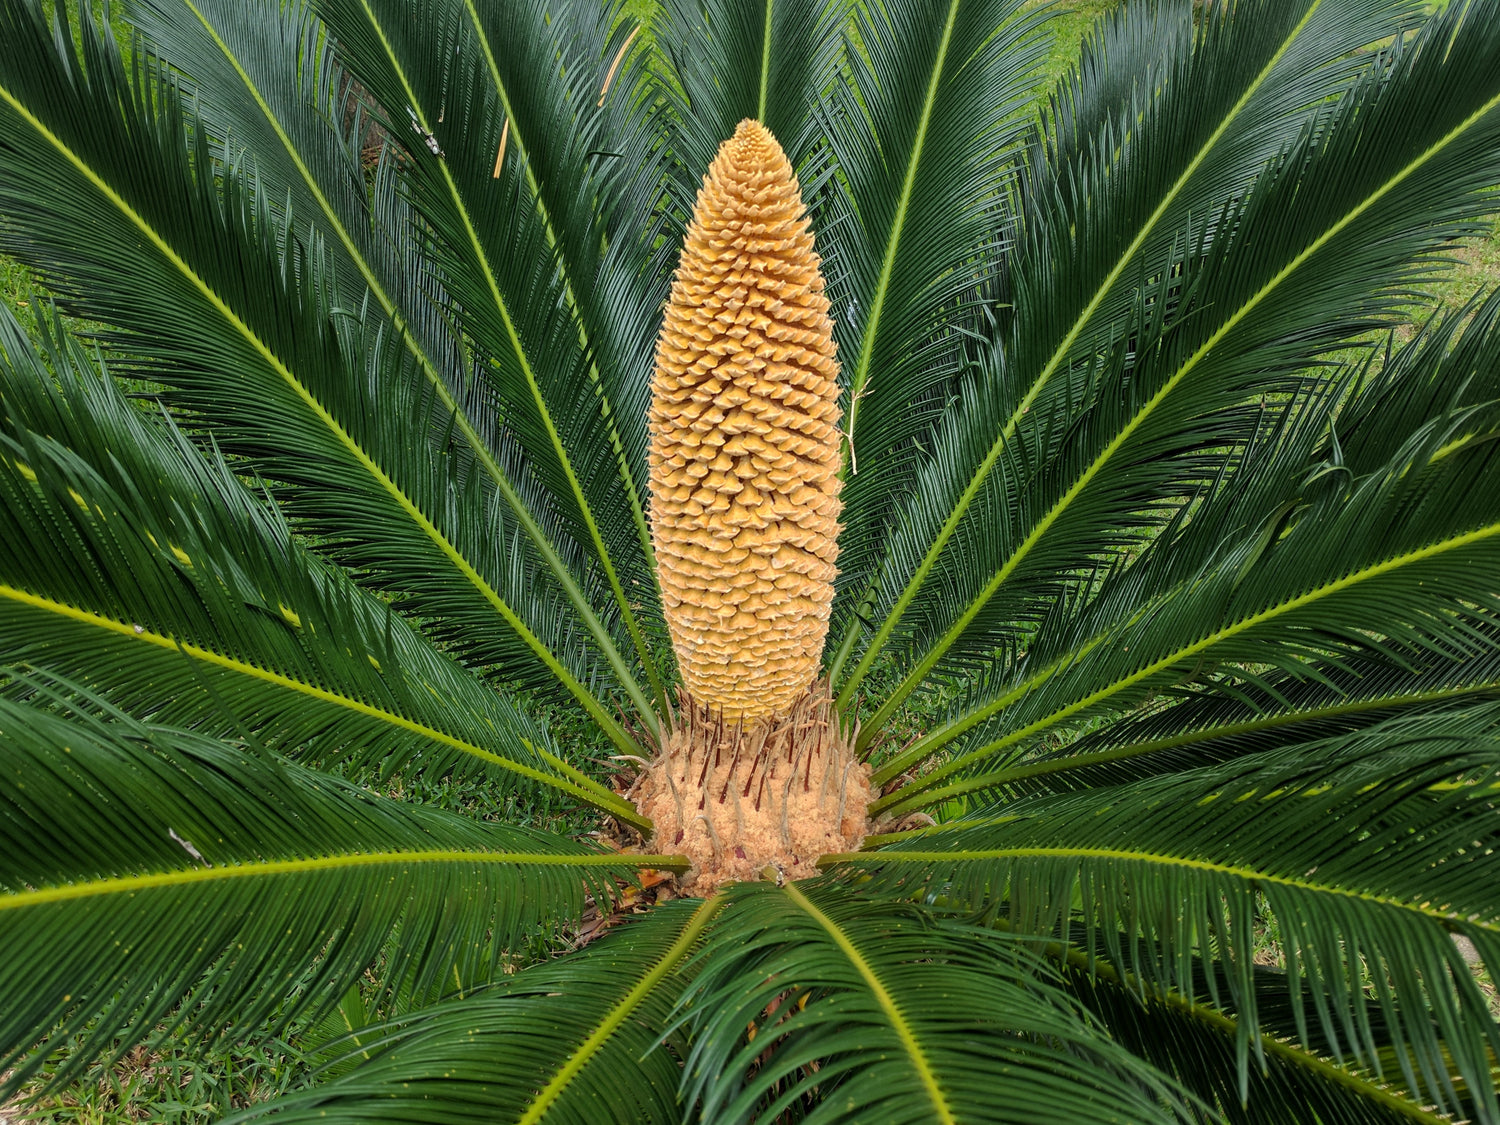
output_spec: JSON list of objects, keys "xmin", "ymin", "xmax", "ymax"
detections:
[
  {"xmin": 1028, "ymin": 0, "xmax": 1116, "ymax": 86},
  {"xmin": 1, "ymin": 259, "xmax": 42, "ymax": 346},
  {"xmin": 2, "ymin": 1038, "xmax": 299, "ymax": 1125},
  {"xmin": 1426, "ymin": 216, "xmax": 1500, "ymax": 310}
]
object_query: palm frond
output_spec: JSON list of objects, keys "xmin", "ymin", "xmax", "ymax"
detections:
[
  {"xmin": 837, "ymin": 707, "xmax": 1500, "ymax": 1119},
  {"xmin": 305, "ymin": 0, "xmax": 667, "ymax": 721},
  {"xmin": 227, "ymin": 896, "xmax": 722, "ymax": 1125},
  {"xmin": 132, "ymin": 0, "xmax": 422, "ymax": 329},
  {"xmin": 958, "ymin": 295, "xmax": 1500, "ymax": 800},
  {"xmin": 877, "ymin": 263, "xmax": 1500, "ymax": 803},
  {"xmin": 837, "ymin": 0, "xmax": 1465, "ymax": 728},
  {"xmin": 985, "ymin": 624, "xmax": 1500, "ymax": 800},
  {"xmin": 648, "ymin": 0, "xmax": 849, "ymax": 175},
  {"xmin": 868, "ymin": 364, "xmax": 1336, "ymax": 792},
  {"xmin": 0, "ymin": 308, "xmax": 647, "ymax": 827},
  {"xmin": 880, "ymin": 417, "xmax": 1500, "ymax": 811},
  {"xmin": 820, "ymin": 0, "xmax": 1052, "ymax": 675},
  {"xmin": 0, "ymin": 1, "xmax": 646, "ymax": 752},
  {"xmin": 675, "ymin": 881, "xmax": 1195, "ymax": 1125},
  {"xmin": 126, "ymin": 0, "xmax": 590, "ymax": 660},
  {"xmin": 1066, "ymin": 963, "xmax": 1469, "ymax": 1124},
  {"xmin": 0, "ymin": 697, "xmax": 681, "ymax": 1095},
  {"xmin": 455, "ymin": 0, "xmax": 674, "ymax": 704}
]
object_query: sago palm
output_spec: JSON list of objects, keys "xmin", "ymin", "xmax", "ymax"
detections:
[{"xmin": 2, "ymin": 0, "xmax": 1500, "ymax": 1119}]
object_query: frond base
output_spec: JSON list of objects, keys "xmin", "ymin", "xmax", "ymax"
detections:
[{"xmin": 635, "ymin": 682, "xmax": 870, "ymax": 893}]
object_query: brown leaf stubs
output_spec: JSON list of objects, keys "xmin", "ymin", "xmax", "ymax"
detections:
[{"xmin": 649, "ymin": 119, "xmax": 843, "ymax": 723}]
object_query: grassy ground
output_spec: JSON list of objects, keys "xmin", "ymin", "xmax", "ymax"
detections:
[
  {"xmin": 0, "ymin": 1043, "xmax": 299, "ymax": 1125},
  {"xmin": 0, "ymin": 260, "xmax": 39, "ymax": 342},
  {"xmin": 4, "ymin": 3, "xmax": 1500, "ymax": 1121}
]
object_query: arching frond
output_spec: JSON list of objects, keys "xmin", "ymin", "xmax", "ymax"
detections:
[
  {"xmin": 132, "ymin": 0, "xmax": 432, "ymax": 338},
  {"xmin": 1065, "ymin": 964, "xmax": 1468, "ymax": 1125},
  {"xmin": 838, "ymin": 708, "xmax": 1500, "ymax": 1119},
  {"xmin": 676, "ymin": 881, "xmax": 1196, "ymax": 1125},
  {"xmin": 225, "ymin": 897, "xmax": 721, "ymax": 1125},
  {"xmin": 306, "ymin": 0, "xmax": 667, "ymax": 721},
  {"xmin": 876, "ymin": 282, "xmax": 1500, "ymax": 804},
  {"xmin": 0, "ymin": 698, "xmax": 682, "ymax": 1096},
  {"xmin": 128, "ymin": 0, "xmax": 602, "ymax": 645},
  {"xmin": 838, "ymin": 0, "xmax": 1477, "ymax": 729},
  {"xmin": 0, "ymin": 3, "xmax": 646, "ymax": 752},
  {"xmin": 821, "ymin": 0, "xmax": 1051, "ymax": 669},
  {"xmin": 648, "ymin": 0, "xmax": 849, "ymax": 176},
  {"xmin": 0, "ymin": 309, "xmax": 646, "ymax": 827},
  {"xmin": 985, "ymin": 623, "xmax": 1500, "ymax": 800}
]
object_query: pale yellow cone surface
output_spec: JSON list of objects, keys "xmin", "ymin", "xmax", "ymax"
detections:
[{"xmin": 649, "ymin": 119, "xmax": 842, "ymax": 723}]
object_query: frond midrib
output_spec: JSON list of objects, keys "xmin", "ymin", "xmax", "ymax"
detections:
[
  {"xmin": 757, "ymin": 0, "xmax": 774, "ymax": 122},
  {"xmin": 1, "ymin": 848, "xmax": 691, "ymax": 910},
  {"xmin": 836, "ymin": 0, "xmax": 962, "ymax": 485}
]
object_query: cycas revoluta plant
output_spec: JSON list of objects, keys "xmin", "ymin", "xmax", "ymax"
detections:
[{"xmin": 1, "ymin": 0, "xmax": 1500, "ymax": 1119}]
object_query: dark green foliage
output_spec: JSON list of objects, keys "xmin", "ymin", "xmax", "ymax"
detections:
[
  {"xmin": 0, "ymin": 694, "xmax": 644, "ymax": 1092},
  {"xmin": 1, "ymin": 0, "xmax": 1499, "ymax": 1120}
]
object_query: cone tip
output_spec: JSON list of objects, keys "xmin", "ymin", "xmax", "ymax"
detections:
[{"xmin": 724, "ymin": 118, "xmax": 784, "ymax": 166}]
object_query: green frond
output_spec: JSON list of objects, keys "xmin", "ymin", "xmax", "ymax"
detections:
[
  {"xmin": 0, "ymin": 309, "xmax": 647, "ymax": 828},
  {"xmin": 455, "ymin": 0, "xmax": 673, "ymax": 705},
  {"xmin": 986, "ymin": 624, "xmax": 1500, "ymax": 799},
  {"xmin": 675, "ymin": 881, "xmax": 1195, "ymax": 1125},
  {"xmin": 877, "ymin": 276, "xmax": 1500, "ymax": 801},
  {"xmin": 838, "ymin": 0, "xmax": 1477, "ymax": 730},
  {"xmin": 839, "ymin": 708, "xmax": 1500, "ymax": 1119},
  {"xmin": 822, "ymin": 0, "xmax": 1052, "ymax": 680},
  {"xmin": 136, "ymin": 0, "xmax": 675, "ymax": 715},
  {"xmin": 306, "ymin": 0, "xmax": 667, "ymax": 723},
  {"xmin": 1066, "ymin": 963, "xmax": 1465, "ymax": 1124},
  {"xmin": 132, "ymin": 0, "xmax": 405, "ymax": 324},
  {"xmin": 648, "ymin": 0, "xmax": 849, "ymax": 173},
  {"xmin": 225, "ymin": 897, "xmax": 721, "ymax": 1125},
  {"xmin": 0, "ymin": 698, "xmax": 681, "ymax": 1096},
  {"xmin": 131, "ymin": 0, "xmax": 633, "ymax": 664},
  {"xmin": 0, "ymin": 1, "xmax": 646, "ymax": 752},
  {"xmin": 1333, "ymin": 289, "xmax": 1500, "ymax": 476}
]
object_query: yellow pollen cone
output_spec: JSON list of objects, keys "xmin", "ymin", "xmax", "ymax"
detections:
[{"xmin": 648, "ymin": 119, "xmax": 843, "ymax": 723}]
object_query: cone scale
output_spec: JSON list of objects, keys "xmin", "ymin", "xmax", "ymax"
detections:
[
  {"xmin": 648, "ymin": 119, "xmax": 843, "ymax": 723},
  {"xmin": 640, "ymin": 120, "xmax": 869, "ymax": 891}
]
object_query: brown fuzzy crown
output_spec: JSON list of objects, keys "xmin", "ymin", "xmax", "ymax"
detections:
[{"xmin": 648, "ymin": 119, "xmax": 843, "ymax": 723}]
